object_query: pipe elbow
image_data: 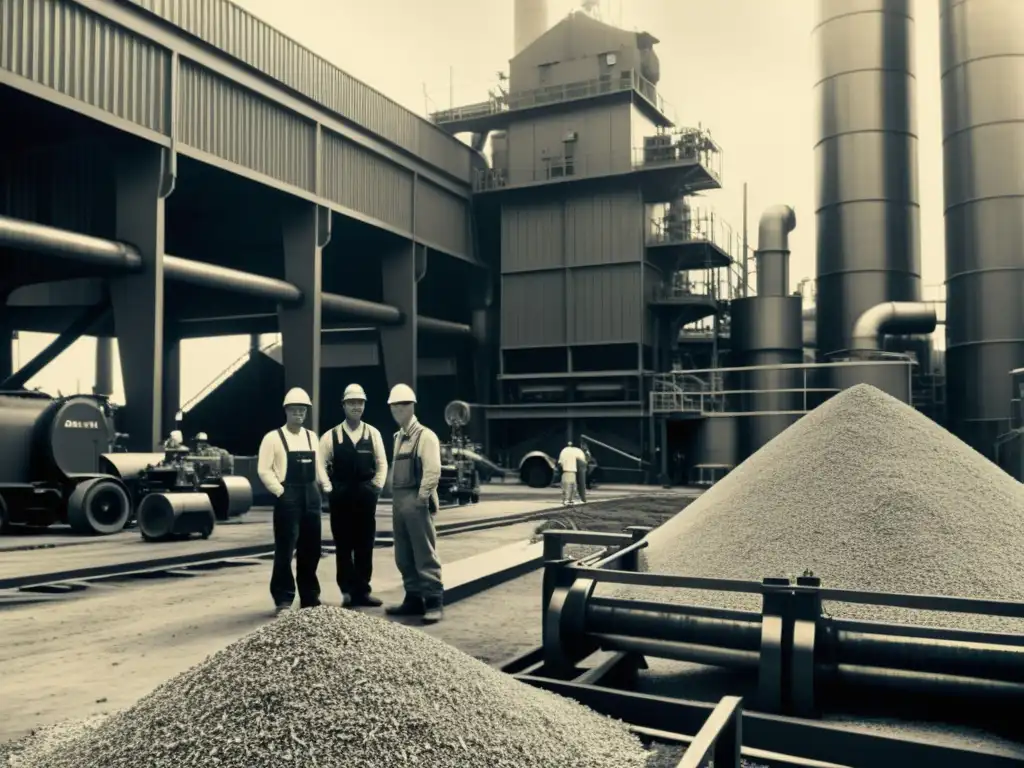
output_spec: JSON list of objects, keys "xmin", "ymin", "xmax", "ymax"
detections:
[
  {"xmin": 757, "ymin": 205, "xmax": 796, "ymax": 253},
  {"xmin": 852, "ymin": 301, "xmax": 938, "ymax": 351}
]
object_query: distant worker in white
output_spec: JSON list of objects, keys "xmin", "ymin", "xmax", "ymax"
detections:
[
  {"xmin": 384, "ymin": 383, "xmax": 444, "ymax": 624},
  {"xmin": 557, "ymin": 440, "xmax": 586, "ymax": 506},
  {"xmin": 257, "ymin": 387, "xmax": 332, "ymax": 616},
  {"xmin": 320, "ymin": 383, "xmax": 388, "ymax": 608}
]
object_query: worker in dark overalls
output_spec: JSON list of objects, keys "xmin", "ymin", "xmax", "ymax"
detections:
[
  {"xmin": 319, "ymin": 383, "xmax": 388, "ymax": 608},
  {"xmin": 257, "ymin": 387, "xmax": 332, "ymax": 617},
  {"xmin": 383, "ymin": 383, "xmax": 444, "ymax": 624}
]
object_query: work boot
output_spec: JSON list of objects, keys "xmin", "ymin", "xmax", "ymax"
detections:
[
  {"xmin": 341, "ymin": 592, "xmax": 353, "ymax": 608},
  {"xmin": 385, "ymin": 593, "xmax": 425, "ymax": 617},
  {"xmin": 351, "ymin": 593, "xmax": 383, "ymax": 607},
  {"xmin": 422, "ymin": 595, "xmax": 444, "ymax": 625},
  {"xmin": 274, "ymin": 604, "xmax": 291, "ymax": 617}
]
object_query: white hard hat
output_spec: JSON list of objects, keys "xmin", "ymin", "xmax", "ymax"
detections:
[
  {"xmin": 169, "ymin": 430, "xmax": 183, "ymax": 443},
  {"xmin": 283, "ymin": 387, "xmax": 313, "ymax": 408},
  {"xmin": 343, "ymin": 383, "xmax": 367, "ymax": 402},
  {"xmin": 387, "ymin": 383, "xmax": 417, "ymax": 405},
  {"xmin": 196, "ymin": 432, "xmax": 208, "ymax": 441}
]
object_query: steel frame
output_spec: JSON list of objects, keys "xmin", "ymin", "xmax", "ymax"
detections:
[{"xmin": 503, "ymin": 526, "xmax": 1024, "ymax": 767}]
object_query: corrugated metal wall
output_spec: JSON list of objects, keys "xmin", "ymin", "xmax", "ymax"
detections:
[
  {"xmin": 501, "ymin": 204, "xmax": 565, "ymax": 272},
  {"xmin": 565, "ymin": 191, "xmax": 643, "ymax": 266},
  {"xmin": 501, "ymin": 272, "xmax": 566, "ymax": 346},
  {"xmin": 571, "ymin": 264, "xmax": 643, "ymax": 344},
  {"xmin": 321, "ymin": 130, "xmax": 413, "ymax": 232},
  {"xmin": 415, "ymin": 180, "xmax": 468, "ymax": 255},
  {"xmin": 0, "ymin": 0, "xmax": 169, "ymax": 133},
  {"xmin": 124, "ymin": 0, "xmax": 472, "ymax": 181},
  {"xmin": 178, "ymin": 60, "xmax": 316, "ymax": 191}
]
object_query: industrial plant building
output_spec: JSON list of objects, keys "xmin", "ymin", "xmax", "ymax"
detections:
[{"xmin": 1, "ymin": 0, "xmax": 1023, "ymax": 484}]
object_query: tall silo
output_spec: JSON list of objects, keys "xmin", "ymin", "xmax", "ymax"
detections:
[
  {"xmin": 941, "ymin": 0, "xmax": 1024, "ymax": 458},
  {"xmin": 813, "ymin": 0, "xmax": 923, "ymax": 358}
]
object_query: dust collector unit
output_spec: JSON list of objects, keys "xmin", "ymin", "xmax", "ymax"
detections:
[
  {"xmin": 941, "ymin": 0, "xmax": 1024, "ymax": 458},
  {"xmin": 730, "ymin": 205, "xmax": 803, "ymax": 459},
  {"xmin": 813, "ymin": 0, "xmax": 922, "ymax": 358}
]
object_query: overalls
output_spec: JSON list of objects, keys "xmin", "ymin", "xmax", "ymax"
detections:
[
  {"xmin": 328, "ymin": 424, "xmax": 379, "ymax": 598},
  {"xmin": 269, "ymin": 428, "xmax": 323, "ymax": 608},
  {"xmin": 391, "ymin": 430, "xmax": 443, "ymax": 599}
]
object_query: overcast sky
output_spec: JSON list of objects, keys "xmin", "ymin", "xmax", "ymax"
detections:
[{"xmin": 18, "ymin": 0, "xmax": 947, "ymax": 409}]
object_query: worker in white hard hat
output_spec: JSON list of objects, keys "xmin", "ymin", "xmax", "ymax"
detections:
[
  {"xmin": 257, "ymin": 387, "xmax": 332, "ymax": 616},
  {"xmin": 162, "ymin": 429, "xmax": 184, "ymax": 450},
  {"xmin": 194, "ymin": 432, "xmax": 235, "ymax": 475},
  {"xmin": 319, "ymin": 383, "xmax": 388, "ymax": 608},
  {"xmin": 384, "ymin": 383, "xmax": 444, "ymax": 624}
]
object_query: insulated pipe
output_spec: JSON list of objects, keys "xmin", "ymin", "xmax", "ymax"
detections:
[
  {"xmin": 755, "ymin": 205, "xmax": 796, "ymax": 297},
  {"xmin": 0, "ymin": 215, "xmax": 471, "ymax": 336},
  {"xmin": 851, "ymin": 301, "xmax": 937, "ymax": 352}
]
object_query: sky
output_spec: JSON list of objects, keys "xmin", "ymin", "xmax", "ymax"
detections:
[{"xmin": 14, "ymin": 0, "xmax": 948, "ymax": 408}]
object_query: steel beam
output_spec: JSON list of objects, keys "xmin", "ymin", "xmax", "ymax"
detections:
[
  {"xmin": 277, "ymin": 203, "xmax": 325, "ymax": 433},
  {"xmin": 379, "ymin": 242, "xmax": 421, "ymax": 388},
  {"xmin": 94, "ymin": 336, "xmax": 114, "ymax": 397},
  {"xmin": 110, "ymin": 144, "xmax": 170, "ymax": 451},
  {"xmin": 163, "ymin": 336, "xmax": 182, "ymax": 440},
  {"xmin": 0, "ymin": 301, "xmax": 111, "ymax": 390}
]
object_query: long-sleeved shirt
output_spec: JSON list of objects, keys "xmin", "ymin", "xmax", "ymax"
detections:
[
  {"xmin": 393, "ymin": 417, "xmax": 441, "ymax": 505},
  {"xmin": 318, "ymin": 421, "xmax": 388, "ymax": 489},
  {"xmin": 257, "ymin": 425, "xmax": 331, "ymax": 498}
]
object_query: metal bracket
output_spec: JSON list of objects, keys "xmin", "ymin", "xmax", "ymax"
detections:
[
  {"xmin": 757, "ymin": 577, "xmax": 791, "ymax": 713},
  {"xmin": 791, "ymin": 574, "xmax": 822, "ymax": 718}
]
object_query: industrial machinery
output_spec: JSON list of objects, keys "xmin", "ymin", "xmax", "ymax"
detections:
[
  {"xmin": 100, "ymin": 447, "xmax": 253, "ymax": 542},
  {"xmin": 0, "ymin": 389, "xmax": 253, "ymax": 537},
  {"xmin": 0, "ymin": 390, "xmax": 133, "ymax": 535},
  {"xmin": 518, "ymin": 440, "xmax": 600, "ymax": 489},
  {"xmin": 438, "ymin": 401, "xmax": 480, "ymax": 506}
]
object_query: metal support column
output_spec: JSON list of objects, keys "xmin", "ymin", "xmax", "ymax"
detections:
[
  {"xmin": 110, "ymin": 143, "xmax": 172, "ymax": 451},
  {"xmin": 162, "ymin": 335, "xmax": 181, "ymax": 441},
  {"xmin": 278, "ymin": 204, "xmax": 329, "ymax": 434},
  {"xmin": 380, "ymin": 241, "xmax": 423, "ymax": 389},
  {"xmin": 94, "ymin": 336, "xmax": 114, "ymax": 397}
]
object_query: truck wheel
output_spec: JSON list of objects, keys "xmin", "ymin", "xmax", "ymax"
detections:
[{"xmin": 67, "ymin": 478, "xmax": 131, "ymax": 535}]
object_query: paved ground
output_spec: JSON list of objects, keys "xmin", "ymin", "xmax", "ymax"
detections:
[{"xmin": 0, "ymin": 520, "xmax": 550, "ymax": 744}]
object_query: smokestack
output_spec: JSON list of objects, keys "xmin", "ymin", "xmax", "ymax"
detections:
[{"xmin": 514, "ymin": 0, "xmax": 549, "ymax": 56}]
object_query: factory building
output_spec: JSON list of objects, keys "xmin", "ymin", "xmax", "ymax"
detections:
[{"xmin": 1, "ymin": 0, "xmax": 1023, "ymax": 487}]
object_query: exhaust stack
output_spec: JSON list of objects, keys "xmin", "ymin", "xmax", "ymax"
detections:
[{"xmin": 514, "ymin": 0, "xmax": 549, "ymax": 56}]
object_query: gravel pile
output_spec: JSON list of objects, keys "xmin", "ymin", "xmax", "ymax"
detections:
[
  {"xmin": 604, "ymin": 384, "xmax": 1024, "ymax": 633},
  {"xmin": 0, "ymin": 717, "xmax": 106, "ymax": 767},
  {"xmin": 22, "ymin": 606, "xmax": 651, "ymax": 768}
]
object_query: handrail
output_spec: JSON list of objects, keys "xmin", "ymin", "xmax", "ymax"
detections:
[
  {"xmin": 679, "ymin": 696, "xmax": 743, "ymax": 768},
  {"xmin": 180, "ymin": 340, "xmax": 279, "ymax": 414}
]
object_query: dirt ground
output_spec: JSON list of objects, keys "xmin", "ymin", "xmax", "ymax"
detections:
[{"xmin": 0, "ymin": 493, "xmax": 695, "ymax": 750}]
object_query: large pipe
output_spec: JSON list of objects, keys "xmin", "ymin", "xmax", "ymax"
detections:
[
  {"xmin": 851, "ymin": 301, "xmax": 937, "ymax": 352},
  {"xmin": 0, "ymin": 215, "xmax": 470, "ymax": 337},
  {"xmin": 813, "ymin": 0, "xmax": 922, "ymax": 357},
  {"xmin": 755, "ymin": 205, "xmax": 796, "ymax": 298},
  {"xmin": 514, "ymin": 0, "xmax": 549, "ymax": 56},
  {"xmin": 941, "ymin": 0, "xmax": 1024, "ymax": 457},
  {"xmin": 94, "ymin": 335, "xmax": 113, "ymax": 397}
]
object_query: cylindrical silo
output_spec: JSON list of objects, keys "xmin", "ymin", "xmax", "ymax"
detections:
[
  {"xmin": 730, "ymin": 206, "xmax": 804, "ymax": 458},
  {"xmin": 813, "ymin": 0, "xmax": 922, "ymax": 357},
  {"xmin": 514, "ymin": 0, "xmax": 549, "ymax": 56},
  {"xmin": 941, "ymin": 0, "xmax": 1024, "ymax": 458}
]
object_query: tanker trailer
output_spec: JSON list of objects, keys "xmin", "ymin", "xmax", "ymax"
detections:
[{"xmin": 0, "ymin": 390, "xmax": 131, "ymax": 535}]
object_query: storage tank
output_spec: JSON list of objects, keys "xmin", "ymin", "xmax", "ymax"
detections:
[
  {"xmin": 813, "ymin": 0, "xmax": 922, "ymax": 357},
  {"xmin": 729, "ymin": 206, "xmax": 804, "ymax": 458},
  {"xmin": 941, "ymin": 0, "xmax": 1024, "ymax": 458}
]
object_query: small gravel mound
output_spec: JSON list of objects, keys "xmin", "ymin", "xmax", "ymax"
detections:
[
  {"xmin": 26, "ymin": 606, "xmax": 650, "ymax": 768},
  {"xmin": 0, "ymin": 717, "xmax": 107, "ymax": 767},
  {"xmin": 605, "ymin": 384, "xmax": 1024, "ymax": 632}
]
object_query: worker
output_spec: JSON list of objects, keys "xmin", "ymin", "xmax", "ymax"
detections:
[
  {"xmin": 557, "ymin": 440, "xmax": 584, "ymax": 506},
  {"xmin": 384, "ymin": 383, "xmax": 444, "ymax": 624},
  {"xmin": 577, "ymin": 441, "xmax": 592, "ymax": 503},
  {"xmin": 162, "ymin": 429, "xmax": 184, "ymax": 450},
  {"xmin": 257, "ymin": 387, "xmax": 332, "ymax": 617},
  {"xmin": 194, "ymin": 432, "xmax": 235, "ymax": 475},
  {"xmin": 319, "ymin": 383, "xmax": 388, "ymax": 608}
]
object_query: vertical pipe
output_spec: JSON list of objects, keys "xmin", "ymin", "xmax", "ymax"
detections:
[
  {"xmin": 94, "ymin": 335, "xmax": 113, "ymax": 397},
  {"xmin": 514, "ymin": 0, "xmax": 550, "ymax": 55},
  {"xmin": 742, "ymin": 182, "xmax": 749, "ymax": 298}
]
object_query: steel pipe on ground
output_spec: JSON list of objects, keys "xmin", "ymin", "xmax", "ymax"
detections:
[{"xmin": 0, "ymin": 214, "xmax": 471, "ymax": 336}]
